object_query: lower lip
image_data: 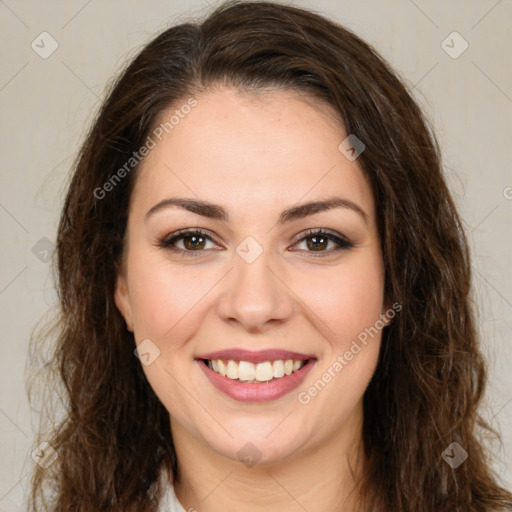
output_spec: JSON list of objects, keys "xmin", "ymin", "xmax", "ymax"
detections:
[{"xmin": 196, "ymin": 359, "xmax": 316, "ymax": 403}]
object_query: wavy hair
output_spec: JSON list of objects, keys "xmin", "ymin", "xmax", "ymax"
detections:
[{"xmin": 28, "ymin": 1, "xmax": 512, "ymax": 511}]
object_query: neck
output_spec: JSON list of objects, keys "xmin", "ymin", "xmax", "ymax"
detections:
[{"xmin": 169, "ymin": 407, "xmax": 366, "ymax": 512}]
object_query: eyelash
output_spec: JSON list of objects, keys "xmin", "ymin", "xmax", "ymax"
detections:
[{"xmin": 158, "ymin": 228, "xmax": 354, "ymax": 258}]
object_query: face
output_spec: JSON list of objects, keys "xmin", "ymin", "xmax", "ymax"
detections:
[{"xmin": 115, "ymin": 87, "xmax": 388, "ymax": 465}]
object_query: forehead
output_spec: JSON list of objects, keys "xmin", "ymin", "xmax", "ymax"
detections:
[{"xmin": 131, "ymin": 87, "xmax": 375, "ymax": 222}]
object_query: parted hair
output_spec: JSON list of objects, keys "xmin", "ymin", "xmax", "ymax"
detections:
[{"xmin": 28, "ymin": 1, "xmax": 512, "ymax": 511}]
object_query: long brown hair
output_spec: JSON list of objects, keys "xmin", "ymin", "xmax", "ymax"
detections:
[{"xmin": 28, "ymin": 1, "xmax": 512, "ymax": 510}]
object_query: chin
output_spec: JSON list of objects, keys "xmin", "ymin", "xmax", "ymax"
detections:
[{"xmin": 203, "ymin": 417, "xmax": 308, "ymax": 466}]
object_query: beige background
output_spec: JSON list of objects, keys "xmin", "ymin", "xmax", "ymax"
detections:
[{"xmin": 0, "ymin": 0, "xmax": 511, "ymax": 509}]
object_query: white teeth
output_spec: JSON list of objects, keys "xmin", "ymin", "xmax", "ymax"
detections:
[
  {"xmin": 255, "ymin": 362, "xmax": 273, "ymax": 382},
  {"xmin": 273, "ymin": 360, "xmax": 285, "ymax": 378},
  {"xmin": 205, "ymin": 358, "xmax": 307, "ymax": 382},
  {"xmin": 226, "ymin": 360, "xmax": 239, "ymax": 379},
  {"xmin": 238, "ymin": 361, "xmax": 256, "ymax": 381}
]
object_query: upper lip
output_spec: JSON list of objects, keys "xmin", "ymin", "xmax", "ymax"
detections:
[{"xmin": 196, "ymin": 349, "xmax": 316, "ymax": 364}]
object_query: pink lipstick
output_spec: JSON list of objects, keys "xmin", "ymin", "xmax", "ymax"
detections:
[{"xmin": 195, "ymin": 349, "xmax": 317, "ymax": 402}]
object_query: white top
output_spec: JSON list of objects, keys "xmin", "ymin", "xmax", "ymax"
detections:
[
  {"xmin": 154, "ymin": 466, "xmax": 186, "ymax": 512},
  {"xmin": 158, "ymin": 481, "xmax": 186, "ymax": 512}
]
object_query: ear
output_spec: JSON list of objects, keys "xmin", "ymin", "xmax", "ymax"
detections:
[{"xmin": 114, "ymin": 272, "xmax": 134, "ymax": 332}]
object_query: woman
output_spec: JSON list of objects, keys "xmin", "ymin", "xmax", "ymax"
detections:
[{"xmin": 28, "ymin": 1, "xmax": 512, "ymax": 511}]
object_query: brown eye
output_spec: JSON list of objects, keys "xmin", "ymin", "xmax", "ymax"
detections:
[
  {"xmin": 292, "ymin": 229, "xmax": 353, "ymax": 255},
  {"xmin": 305, "ymin": 234, "xmax": 329, "ymax": 251},
  {"xmin": 160, "ymin": 229, "xmax": 221, "ymax": 256},
  {"xmin": 182, "ymin": 234, "xmax": 207, "ymax": 250}
]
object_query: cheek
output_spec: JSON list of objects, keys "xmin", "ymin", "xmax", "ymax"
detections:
[
  {"xmin": 302, "ymin": 253, "xmax": 385, "ymax": 413},
  {"xmin": 127, "ymin": 252, "xmax": 215, "ymax": 338},
  {"xmin": 293, "ymin": 251, "xmax": 385, "ymax": 344},
  {"xmin": 294, "ymin": 254, "xmax": 385, "ymax": 426},
  {"xmin": 125, "ymin": 252, "xmax": 211, "ymax": 411}
]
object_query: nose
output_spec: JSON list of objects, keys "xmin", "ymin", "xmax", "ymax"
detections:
[{"xmin": 216, "ymin": 248, "xmax": 294, "ymax": 333}]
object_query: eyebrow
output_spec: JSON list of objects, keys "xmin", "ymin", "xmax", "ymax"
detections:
[{"xmin": 144, "ymin": 196, "xmax": 368, "ymax": 225}]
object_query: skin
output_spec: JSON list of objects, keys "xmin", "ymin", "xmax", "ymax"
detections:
[{"xmin": 115, "ymin": 86, "xmax": 389, "ymax": 512}]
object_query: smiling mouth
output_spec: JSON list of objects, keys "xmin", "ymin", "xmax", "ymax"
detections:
[{"xmin": 200, "ymin": 358, "xmax": 312, "ymax": 383}]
